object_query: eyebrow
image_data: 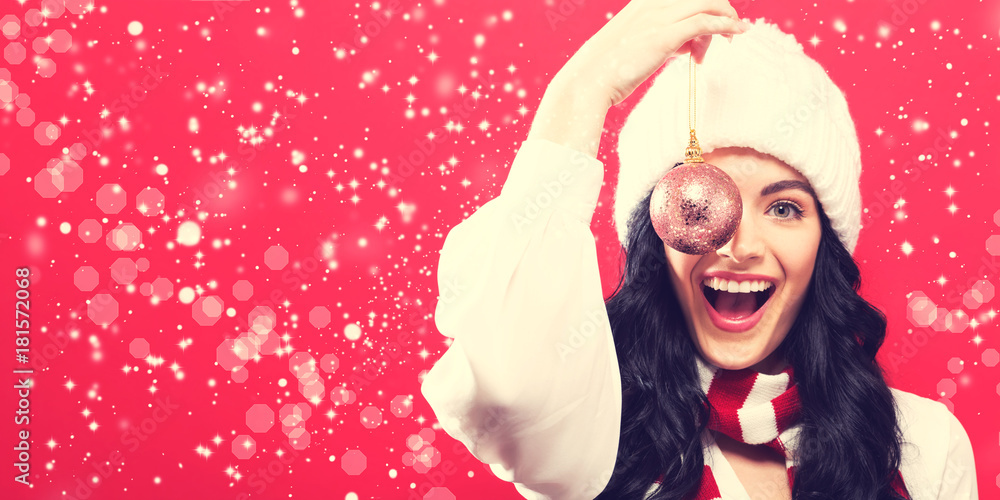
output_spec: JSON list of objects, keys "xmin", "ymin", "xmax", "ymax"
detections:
[
  {"xmin": 760, "ymin": 180, "xmax": 816, "ymax": 199},
  {"xmin": 670, "ymin": 162, "xmax": 817, "ymax": 200}
]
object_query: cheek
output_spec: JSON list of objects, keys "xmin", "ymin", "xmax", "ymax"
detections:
[
  {"xmin": 664, "ymin": 248, "xmax": 700, "ymax": 290},
  {"xmin": 775, "ymin": 240, "xmax": 820, "ymax": 293}
]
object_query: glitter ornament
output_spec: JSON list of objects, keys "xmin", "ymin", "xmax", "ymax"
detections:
[
  {"xmin": 649, "ymin": 148, "xmax": 742, "ymax": 254},
  {"xmin": 649, "ymin": 53, "xmax": 743, "ymax": 255}
]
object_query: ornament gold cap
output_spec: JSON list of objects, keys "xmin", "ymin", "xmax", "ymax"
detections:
[{"xmin": 684, "ymin": 129, "xmax": 704, "ymax": 163}]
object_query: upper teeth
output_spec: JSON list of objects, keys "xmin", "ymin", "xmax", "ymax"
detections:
[{"xmin": 702, "ymin": 277, "xmax": 773, "ymax": 293}]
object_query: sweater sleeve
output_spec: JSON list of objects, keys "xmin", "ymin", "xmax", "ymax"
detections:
[
  {"xmin": 420, "ymin": 138, "xmax": 623, "ymax": 500},
  {"xmin": 935, "ymin": 407, "xmax": 978, "ymax": 499},
  {"xmin": 893, "ymin": 388, "xmax": 979, "ymax": 500}
]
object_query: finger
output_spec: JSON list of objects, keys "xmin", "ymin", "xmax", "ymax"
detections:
[
  {"xmin": 660, "ymin": 0, "xmax": 740, "ymax": 26},
  {"xmin": 671, "ymin": 13, "xmax": 745, "ymax": 47}
]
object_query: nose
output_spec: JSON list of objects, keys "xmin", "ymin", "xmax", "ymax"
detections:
[{"xmin": 715, "ymin": 208, "xmax": 765, "ymax": 264}]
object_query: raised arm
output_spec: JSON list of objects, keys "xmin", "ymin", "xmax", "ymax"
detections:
[{"xmin": 421, "ymin": 135, "xmax": 618, "ymax": 499}]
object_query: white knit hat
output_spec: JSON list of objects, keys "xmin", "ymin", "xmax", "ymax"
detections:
[{"xmin": 614, "ymin": 18, "xmax": 863, "ymax": 255}]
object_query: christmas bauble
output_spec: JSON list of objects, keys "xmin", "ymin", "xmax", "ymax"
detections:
[{"xmin": 649, "ymin": 162, "xmax": 742, "ymax": 255}]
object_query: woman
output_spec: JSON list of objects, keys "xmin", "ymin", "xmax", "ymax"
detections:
[{"xmin": 421, "ymin": 1, "xmax": 977, "ymax": 499}]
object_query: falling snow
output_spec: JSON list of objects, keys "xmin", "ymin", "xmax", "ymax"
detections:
[{"xmin": 1, "ymin": 0, "xmax": 997, "ymax": 498}]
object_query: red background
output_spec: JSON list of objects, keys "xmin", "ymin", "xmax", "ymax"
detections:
[{"xmin": 1, "ymin": 0, "xmax": 997, "ymax": 498}]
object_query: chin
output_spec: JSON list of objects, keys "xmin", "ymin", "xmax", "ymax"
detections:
[{"xmin": 695, "ymin": 337, "xmax": 772, "ymax": 371}]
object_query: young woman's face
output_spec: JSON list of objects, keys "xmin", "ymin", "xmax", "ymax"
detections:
[{"xmin": 663, "ymin": 147, "xmax": 822, "ymax": 374}]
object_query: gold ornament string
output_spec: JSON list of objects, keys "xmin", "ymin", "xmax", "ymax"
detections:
[
  {"xmin": 690, "ymin": 51, "xmax": 696, "ymax": 133},
  {"xmin": 685, "ymin": 51, "xmax": 704, "ymax": 163}
]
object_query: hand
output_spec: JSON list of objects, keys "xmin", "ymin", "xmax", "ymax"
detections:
[
  {"xmin": 555, "ymin": 0, "xmax": 748, "ymax": 109},
  {"xmin": 527, "ymin": 0, "xmax": 747, "ymax": 158}
]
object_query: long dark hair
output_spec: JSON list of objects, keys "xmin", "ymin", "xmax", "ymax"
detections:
[{"xmin": 595, "ymin": 191, "xmax": 907, "ymax": 499}]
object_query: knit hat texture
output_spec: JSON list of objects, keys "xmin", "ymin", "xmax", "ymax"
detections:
[{"xmin": 614, "ymin": 18, "xmax": 863, "ymax": 254}]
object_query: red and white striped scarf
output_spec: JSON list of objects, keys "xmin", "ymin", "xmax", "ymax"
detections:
[{"xmin": 652, "ymin": 356, "xmax": 911, "ymax": 499}]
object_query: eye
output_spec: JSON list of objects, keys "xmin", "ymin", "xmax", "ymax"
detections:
[{"xmin": 768, "ymin": 200, "xmax": 804, "ymax": 220}]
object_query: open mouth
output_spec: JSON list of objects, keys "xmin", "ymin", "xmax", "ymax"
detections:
[{"xmin": 702, "ymin": 283, "xmax": 775, "ymax": 319}]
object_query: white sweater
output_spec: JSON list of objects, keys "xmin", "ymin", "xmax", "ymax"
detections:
[{"xmin": 420, "ymin": 138, "xmax": 978, "ymax": 500}]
